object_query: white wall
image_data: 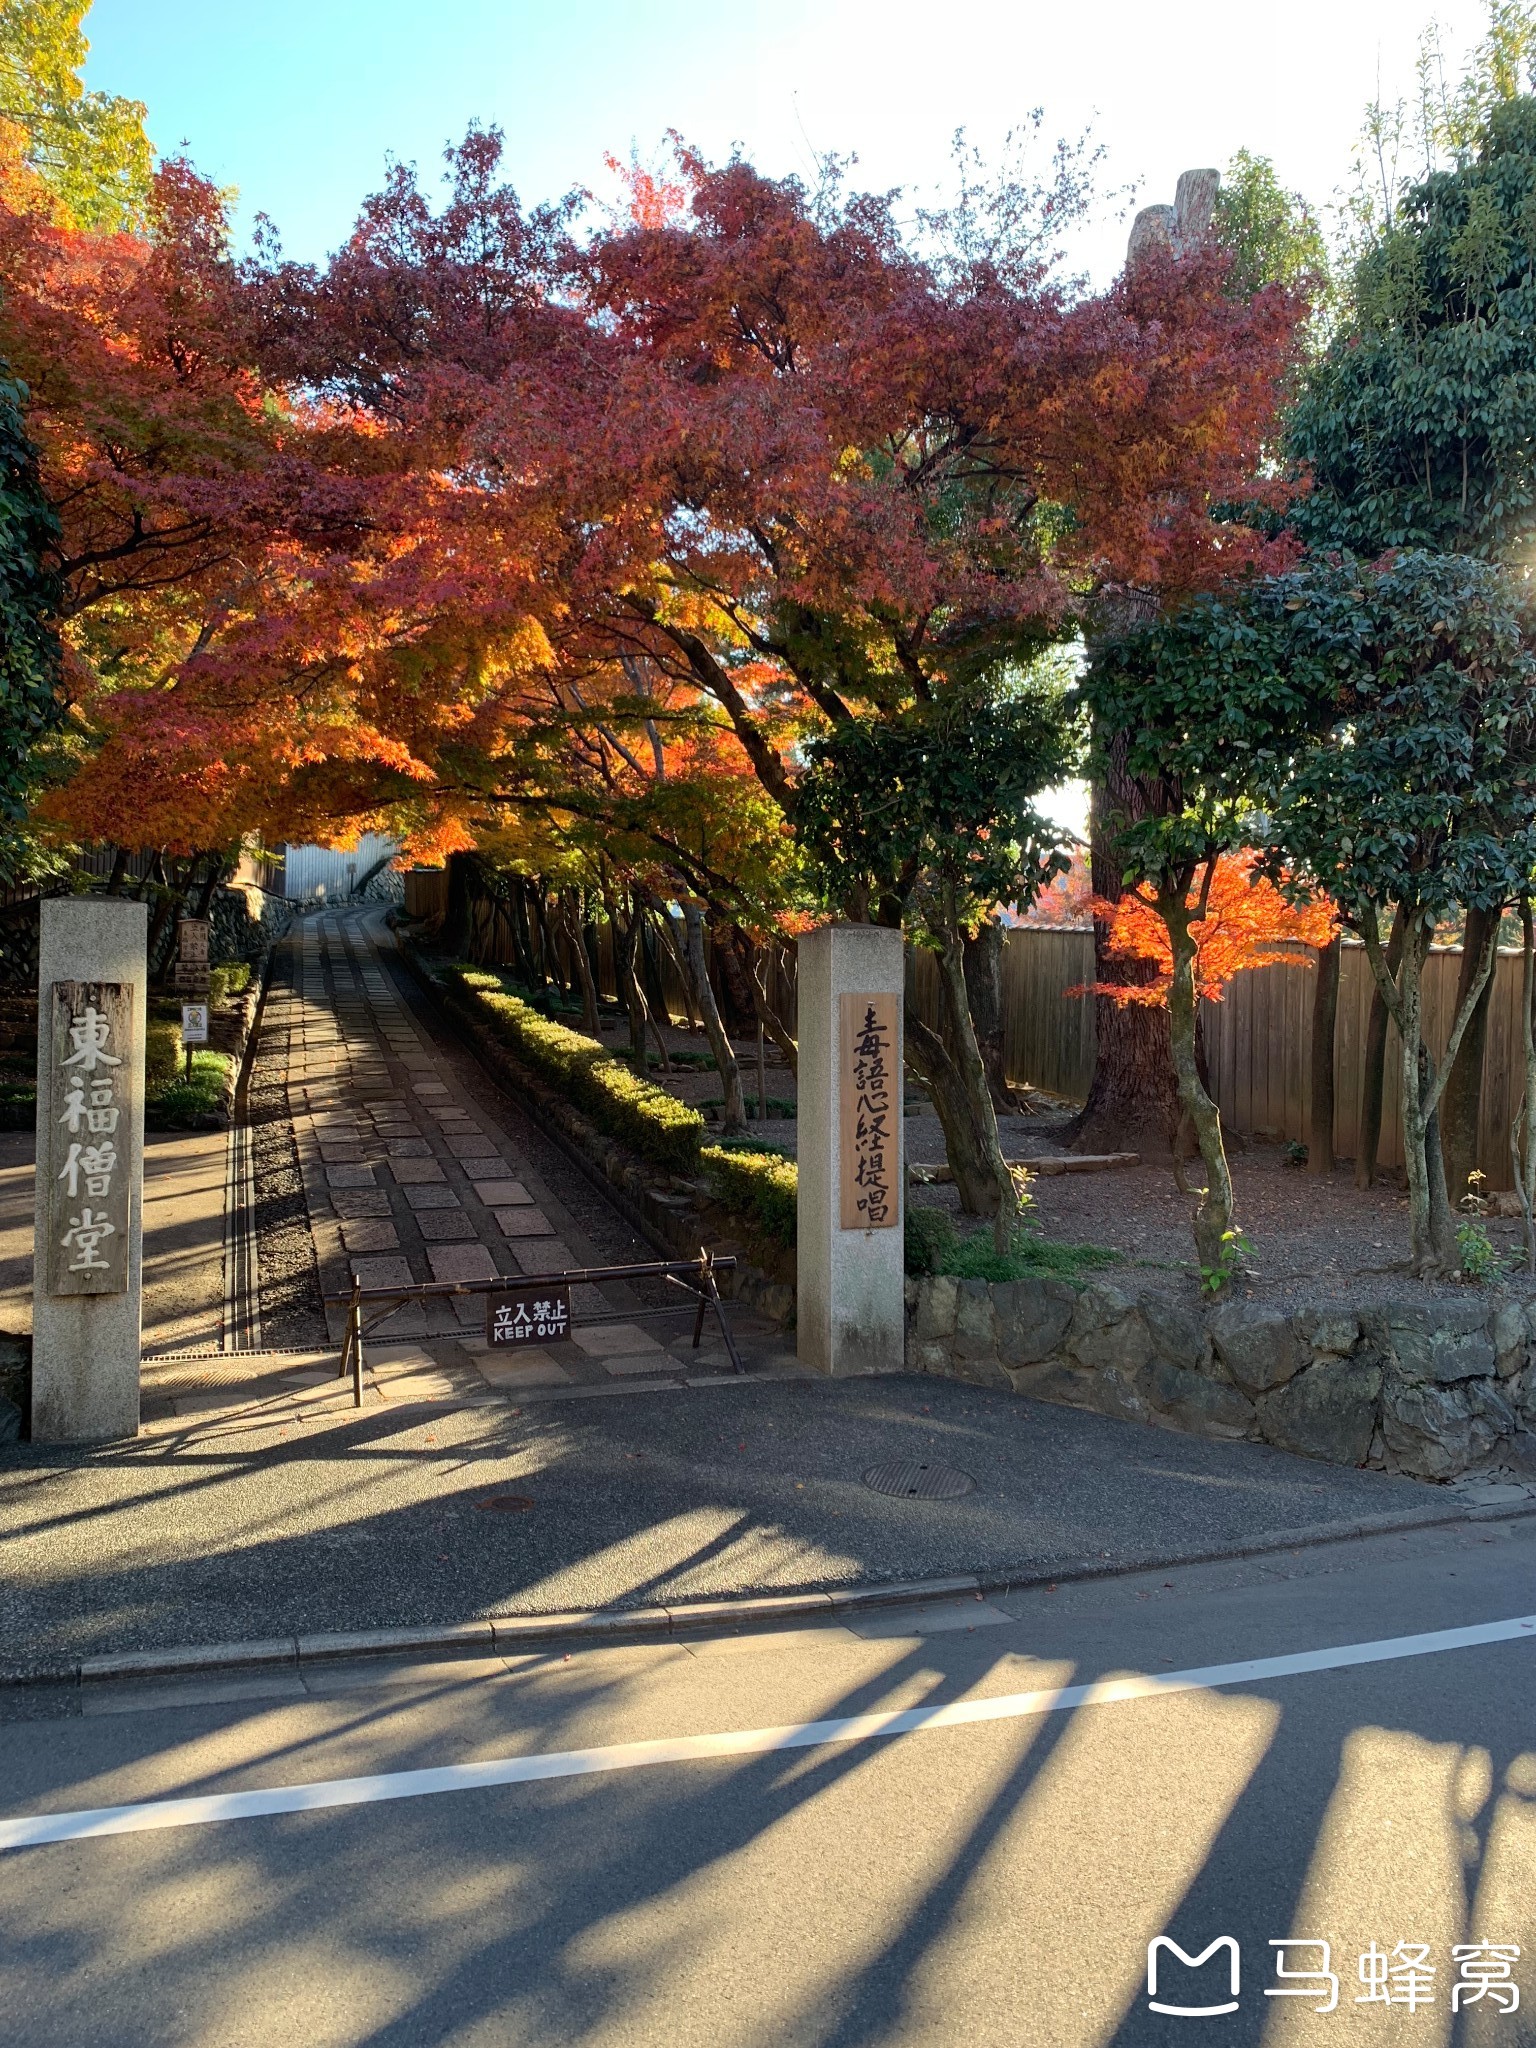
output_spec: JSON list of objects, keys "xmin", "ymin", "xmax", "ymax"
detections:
[{"xmin": 279, "ymin": 836, "xmax": 399, "ymax": 902}]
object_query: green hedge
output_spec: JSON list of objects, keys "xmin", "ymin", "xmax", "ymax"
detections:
[
  {"xmin": 444, "ymin": 966, "xmax": 705, "ymax": 1173},
  {"xmin": 701, "ymin": 1141, "xmax": 798, "ymax": 1246}
]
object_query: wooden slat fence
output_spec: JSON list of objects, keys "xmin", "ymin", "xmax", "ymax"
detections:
[{"xmin": 999, "ymin": 926, "xmax": 1532, "ymax": 1190}]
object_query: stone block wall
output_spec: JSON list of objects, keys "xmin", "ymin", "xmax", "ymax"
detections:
[{"xmin": 905, "ymin": 1274, "xmax": 1535, "ymax": 1479}]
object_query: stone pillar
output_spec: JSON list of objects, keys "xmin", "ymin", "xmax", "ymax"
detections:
[
  {"xmin": 796, "ymin": 924, "xmax": 905, "ymax": 1376},
  {"xmin": 32, "ymin": 898, "xmax": 148, "ymax": 1442}
]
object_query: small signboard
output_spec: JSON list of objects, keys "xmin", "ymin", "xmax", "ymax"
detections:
[
  {"xmin": 487, "ymin": 1282, "xmax": 572, "ymax": 1347},
  {"xmin": 180, "ymin": 1002, "xmax": 209, "ymax": 1047}
]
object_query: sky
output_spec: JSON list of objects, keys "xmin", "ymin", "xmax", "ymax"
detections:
[{"xmin": 85, "ymin": 0, "xmax": 1497, "ymax": 283}]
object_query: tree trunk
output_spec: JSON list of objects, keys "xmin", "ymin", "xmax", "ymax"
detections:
[
  {"xmin": 104, "ymin": 846, "xmax": 129, "ymax": 896},
  {"xmin": 1070, "ymin": 740, "xmax": 1180, "ymax": 1155},
  {"xmin": 530, "ymin": 886, "xmax": 565, "ymax": 998},
  {"xmin": 963, "ymin": 917, "xmax": 1016, "ymax": 1113},
  {"xmin": 648, "ymin": 897, "xmax": 701, "ymax": 1032},
  {"xmin": 608, "ymin": 891, "xmax": 648, "ymax": 1060},
  {"xmin": 442, "ymin": 851, "xmax": 474, "ymax": 956},
  {"xmin": 934, "ymin": 919, "xmax": 1018, "ymax": 1252},
  {"xmin": 146, "ymin": 858, "xmax": 188, "ymax": 983},
  {"xmin": 1163, "ymin": 883, "xmax": 1239, "ymax": 1282},
  {"xmin": 1516, "ymin": 904, "xmax": 1536, "ymax": 1272},
  {"xmin": 904, "ymin": 1003, "xmax": 1005, "ymax": 1218},
  {"xmin": 561, "ymin": 890, "xmax": 603, "ymax": 1037},
  {"xmin": 736, "ymin": 926, "xmax": 798, "ymax": 1075},
  {"xmin": 1355, "ymin": 908, "xmax": 1406, "ymax": 1189},
  {"xmin": 1440, "ymin": 902, "xmax": 1497, "ymax": 1208},
  {"xmin": 1308, "ymin": 937, "xmax": 1340, "ymax": 1175},
  {"xmin": 683, "ymin": 903, "xmax": 746, "ymax": 1135}
]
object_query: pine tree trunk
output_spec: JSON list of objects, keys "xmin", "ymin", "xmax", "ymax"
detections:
[
  {"xmin": 1440, "ymin": 903, "xmax": 1497, "ymax": 1208},
  {"xmin": 1308, "ymin": 937, "xmax": 1340, "ymax": 1175}
]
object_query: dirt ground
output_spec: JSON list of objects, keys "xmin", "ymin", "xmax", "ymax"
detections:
[{"xmin": 618, "ymin": 1014, "xmax": 1533, "ymax": 1315}]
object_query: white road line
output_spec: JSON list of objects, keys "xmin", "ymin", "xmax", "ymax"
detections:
[{"xmin": 4, "ymin": 1611, "xmax": 1533, "ymax": 1853}]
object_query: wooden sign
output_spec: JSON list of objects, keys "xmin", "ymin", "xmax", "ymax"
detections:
[
  {"xmin": 46, "ymin": 981, "xmax": 134, "ymax": 1296},
  {"xmin": 839, "ymin": 990, "xmax": 899, "ymax": 1231},
  {"xmin": 487, "ymin": 1282, "xmax": 572, "ymax": 1347},
  {"xmin": 174, "ymin": 917, "xmax": 210, "ymax": 997}
]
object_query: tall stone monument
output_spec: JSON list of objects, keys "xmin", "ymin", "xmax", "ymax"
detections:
[
  {"xmin": 32, "ymin": 897, "xmax": 148, "ymax": 1441},
  {"xmin": 797, "ymin": 924, "xmax": 905, "ymax": 1375}
]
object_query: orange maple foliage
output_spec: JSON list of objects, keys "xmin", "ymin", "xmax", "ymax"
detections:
[{"xmin": 1083, "ymin": 854, "xmax": 1336, "ymax": 1005}]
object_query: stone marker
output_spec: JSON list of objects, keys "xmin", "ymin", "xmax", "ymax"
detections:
[
  {"xmin": 797, "ymin": 924, "xmax": 904, "ymax": 1375},
  {"xmin": 32, "ymin": 897, "xmax": 148, "ymax": 1441}
]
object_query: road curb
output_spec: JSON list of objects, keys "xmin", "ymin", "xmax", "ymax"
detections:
[{"xmin": 3, "ymin": 1501, "xmax": 1523, "ymax": 1694}]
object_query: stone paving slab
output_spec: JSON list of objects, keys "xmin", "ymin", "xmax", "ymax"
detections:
[
  {"xmin": 418, "ymin": 1213, "xmax": 476, "ymax": 1241},
  {"xmin": 497, "ymin": 1208, "xmax": 555, "ymax": 1237},
  {"xmin": 277, "ymin": 906, "xmax": 742, "ymax": 1407}
]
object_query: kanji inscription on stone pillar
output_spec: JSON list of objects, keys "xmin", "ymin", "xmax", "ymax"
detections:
[
  {"xmin": 839, "ymin": 991, "xmax": 899, "ymax": 1231},
  {"xmin": 45, "ymin": 980, "xmax": 134, "ymax": 1296}
]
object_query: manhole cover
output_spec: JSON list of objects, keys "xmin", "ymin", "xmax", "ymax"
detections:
[
  {"xmin": 862, "ymin": 1459, "xmax": 975, "ymax": 1501},
  {"xmin": 476, "ymin": 1494, "xmax": 535, "ymax": 1513}
]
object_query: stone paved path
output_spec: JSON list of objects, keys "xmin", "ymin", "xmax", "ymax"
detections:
[{"xmin": 166, "ymin": 902, "xmax": 783, "ymax": 1425}]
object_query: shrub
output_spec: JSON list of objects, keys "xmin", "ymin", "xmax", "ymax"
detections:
[
  {"xmin": 147, "ymin": 1049, "xmax": 230, "ymax": 1128},
  {"xmin": 209, "ymin": 962, "xmax": 252, "ymax": 1003},
  {"xmin": 905, "ymin": 1204, "xmax": 958, "ymax": 1275},
  {"xmin": 701, "ymin": 1141, "xmax": 798, "ymax": 1245},
  {"xmin": 444, "ymin": 966, "xmax": 704, "ymax": 1173},
  {"xmin": 144, "ymin": 1018, "xmax": 181, "ymax": 1095}
]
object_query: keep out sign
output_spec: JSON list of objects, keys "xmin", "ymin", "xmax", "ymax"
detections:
[{"xmin": 487, "ymin": 1283, "xmax": 572, "ymax": 1347}]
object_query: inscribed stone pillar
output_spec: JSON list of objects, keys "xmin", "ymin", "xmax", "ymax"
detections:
[
  {"xmin": 796, "ymin": 924, "xmax": 905, "ymax": 1376},
  {"xmin": 31, "ymin": 897, "xmax": 148, "ymax": 1442}
]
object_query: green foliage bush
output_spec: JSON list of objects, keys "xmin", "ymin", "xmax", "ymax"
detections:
[
  {"xmin": 904, "ymin": 1204, "xmax": 958, "ymax": 1275},
  {"xmin": 209, "ymin": 962, "xmax": 252, "ymax": 1003},
  {"xmin": 144, "ymin": 1018, "xmax": 181, "ymax": 1095},
  {"xmin": 148, "ymin": 1049, "xmax": 230, "ymax": 1128},
  {"xmin": 445, "ymin": 966, "xmax": 704, "ymax": 1173},
  {"xmin": 700, "ymin": 1141, "xmax": 797, "ymax": 1245}
]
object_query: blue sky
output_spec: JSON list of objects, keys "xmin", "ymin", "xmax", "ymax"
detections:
[{"xmin": 87, "ymin": 0, "xmax": 1493, "ymax": 282}]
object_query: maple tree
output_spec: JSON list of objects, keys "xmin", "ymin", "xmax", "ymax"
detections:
[
  {"xmin": 1087, "ymin": 857, "xmax": 1335, "ymax": 1007},
  {"xmin": 0, "ymin": 0, "xmax": 151, "ymax": 230},
  {"xmin": 366, "ymin": 134, "xmax": 1305, "ymax": 1212}
]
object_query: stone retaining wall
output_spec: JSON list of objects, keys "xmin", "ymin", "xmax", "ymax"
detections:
[{"xmin": 905, "ymin": 1274, "xmax": 1535, "ymax": 1479}]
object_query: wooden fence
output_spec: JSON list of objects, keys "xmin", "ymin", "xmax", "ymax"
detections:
[
  {"xmin": 401, "ymin": 867, "xmax": 1529, "ymax": 1188},
  {"xmin": 1000, "ymin": 926, "xmax": 1532, "ymax": 1189}
]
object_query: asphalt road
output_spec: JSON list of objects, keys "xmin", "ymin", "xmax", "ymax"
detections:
[
  {"xmin": 0, "ymin": 1371, "xmax": 1454, "ymax": 1672},
  {"xmin": 3, "ymin": 1516, "xmax": 1534, "ymax": 2047}
]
